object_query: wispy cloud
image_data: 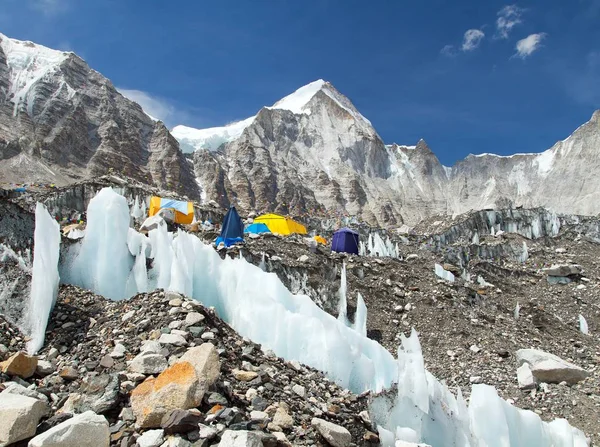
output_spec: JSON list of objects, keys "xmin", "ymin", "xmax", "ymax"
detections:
[
  {"xmin": 462, "ymin": 29, "xmax": 485, "ymax": 51},
  {"xmin": 440, "ymin": 44, "xmax": 457, "ymax": 57},
  {"xmin": 118, "ymin": 88, "xmax": 176, "ymax": 124},
  {"xmin": 29, "ymin": 0, "xmax": 69, "ymax": 16},
  {"xmin": 117, "ymin": 88, "xmax": 208, "ymax": 129},
  {"xmin": 515, "ymin": 33, "xmax": 547, "ymax": 58},
  {"xmin": 496, "ymin": 5, "xmax": 524, "ymax": 39}
]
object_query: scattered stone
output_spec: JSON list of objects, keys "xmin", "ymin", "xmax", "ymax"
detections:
[
  {"xmin": 28, "ymin": 410, "xmax": 110, "ymax": 447},
  {"xmin": 517, "ymin": 363, "xmax": 537, "ymax": 390},
  {"xmin": 184, "ymin": 312, "xmax": 205, "ymax": 327},
  {"xmin": 159, "ymin": 333, "xmax": 188, "ymax": 346},
  {"xmin": 0, "ymin": 351, "xmax": 38, "ymax": 378},
  {"xmin": 161, "ymin": 409, "xmax": 202, "ymax": 434},
  {"xmin": 100, "ymin": 355, "xmax": 115, "ymax": 368},
  {"xmin": 36, "ymin": 359, "xmax": 54, "ymax": 376},
  {"xmin": 0, "ymin": 393, "xmax": 47, "ymax": 446},
  {"xmin": 129, "ymin": 352, "xmax": 168, "ymax": 375},
  {"xmin": 272, "ymin": 407, "xmax": 293, "ymax": 430},
  {"xmin": 59, "ymin": 366, "xmax": 79, "ymax": 380},
  {"xmin": 218, "ymin": 430, "xmax": 263, "ymax": 447},
  {"xmin": 232, "ymin": 369, "xmax": 258, "ymax": 382},
  {"xmin": 311, "ymin": 417, "xmax": 351, "ymax": 447},
  {"xmin": 543, "ymin": 264, "xmax": 582, "ymax": 277},
  {"xmin": 292, "ymin": 384, "xmax": 306, "ymax": 397},
  {"xmin": 136, "ymin": 429, "xmax": 165, "ymax": 447},
  {"xmin": 110, "ymin": 343, "xmax": 127, "ymax": 358}
]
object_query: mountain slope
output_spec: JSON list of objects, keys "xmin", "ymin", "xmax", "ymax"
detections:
[
  {"xmin": 0, "ymin": 33, "xmax": 198, "ymax": 199},
  {"xmin": 178, "ymin": 81, "xmax": 600, "ymax": 226}
]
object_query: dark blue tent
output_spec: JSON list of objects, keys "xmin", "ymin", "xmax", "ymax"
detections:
[
  {"xmin": 331, "ymin": 227, "xmax": 359, "ymax": 255},
  {"xmin": 244, "ymin": 223, "xmax": 271, "ymax": 234},
  {"xmin": 216, "ymin": 206, "xmax": 244, "ymax": 247}
]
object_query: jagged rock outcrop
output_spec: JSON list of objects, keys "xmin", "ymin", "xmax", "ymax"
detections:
[{"xmin": 0, "ymin": 33, "xmax": 198, "ymax": 199}]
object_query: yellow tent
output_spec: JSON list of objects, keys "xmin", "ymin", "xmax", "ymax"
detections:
[
  {"xmin": 149, "ymin": 196, "xmax": 194, "ymax": 225},
  {"xmin": 314, "ymin": 235, "xmax": 327, "ymax": 245},
  {"xmin": 254, "ymin": 213, "xmax": 307, "ymax": 235}
]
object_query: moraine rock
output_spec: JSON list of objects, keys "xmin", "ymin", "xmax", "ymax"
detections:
[
  {"xmin": 136, "ymin": 429, "xmax": 165, "ymax": 447},
  {"xmin": 161, "ymin": 409, "xmax": 203, "ymax": 434},
  {"xmin": 130, "ymin": 345, "xmax": 219, "ymax": 428},
  {"xmin": 28, "ymin": 410, "xmax": 110, "ymax": 447},
  {"xmin": 159, "ymin": 333, "xmax": 188, "ymax": 347},
  {"xmin": 516, "ymin": 363, "xmax": 537, "ymax": 390},
  {"xmin": 0, "ymin": 351, "xmax": 38, "ymax": 378},
  {"xmin": 232, "ymin": 369, "xmax": 258, "ymax": 382},
  {"xmin": 272, "ymin": 407, "xmax": 294, "ymax": 430},
  {"xmin": 0, "ymin": 393, "xmax": 47, "ymax": 446},
  {"xmin": 184, "ymin": 312, "xmax": 205, "ymax": 327},
  {"xmin": 129, "ymin": 352, "xmax": 169, "ymax": 375},
  {"xmin": 311, "ymin": 417, "xmax": 352, "ymax": 447},
  {"xmin": 516, "ymin": 349, "xmax": 589, "ymax": 385},
  {"xmin": 218, "ymin": 430, "xmax": 263, "ymax": 447},
  {"xmin": 543, "ymin": 264, "xmax": 582, "ymax": 277}
]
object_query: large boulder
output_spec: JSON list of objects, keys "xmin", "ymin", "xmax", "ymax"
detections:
[
  {"xmin": 0, "ymin": 351, "xmax": 38, "ymax": 378},
  {"xmin": 516, "ymin": 363, "xmax": 537, "ymax": 390},
  {"xmin": 543, "ymin": 264, "xmax": 582, "ymax": 277},
  {"xmin": 516, "ymin": 349, "xmax": 589, "ymax": 385},
  {"xmin": 28, "ymin": 410, "xmax": 109, "ymax": 447},
  {"xmin": 177, "ymin": 343, "xmax": 220, "ymax": 386},
  {"xmin": 0, "ymin": 393, "xmax": 47, "ymax": 447},
  {"xmin": 311, "ymin": 418, "xmax": 351, "ymax": 447},
  {"xmin": 218, "ymin": 430, "xmax": 263, "ymax": 447},
  {"xmin": 131, "ymin": 362, "xmax": 207, "ymax": 428}
]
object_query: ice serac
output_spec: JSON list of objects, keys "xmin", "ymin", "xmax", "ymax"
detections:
[
  {"xmin": 27, "ymin": 203, "xmax": 60, "ymax": 354},
  {"xmin": 51, "ymin": 189, "xmax": 588, "ymax": 446},
  {"xmin": 0, "ymin": 33, "xmax": 198, "ymax": 199}
]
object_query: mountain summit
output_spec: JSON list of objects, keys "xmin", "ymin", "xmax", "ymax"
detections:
[{"xmin": 1, "ymin": 33, "xmax": 599, "ymax": 225}]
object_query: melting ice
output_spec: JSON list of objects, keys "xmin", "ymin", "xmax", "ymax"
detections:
[{"xmin": 29, "ymin": 188, "xmax": 588, "ymax": 446}]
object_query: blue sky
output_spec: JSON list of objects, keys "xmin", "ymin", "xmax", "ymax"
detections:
[{"xmin": 2, "ymin": 0, "xmax": 599, "ymax": 165}]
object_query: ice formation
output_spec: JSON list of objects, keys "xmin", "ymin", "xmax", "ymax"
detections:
[
  {"xmin": 27, "ymin": 203, "xmax": 60, "ymax": 354},
  {"xmin": 360, "ymin": 233, "xmax": 400, "ymax": 258},
  {"xmin": 579, "ymin": 315, "xmax": 589, "ymax": 335},
  {"xmin": 34, "ymin": 188, "xmax": 588, "ymax": 446},
  {"xmin": 434, "ymin": 263, "xmax": 455, "ymax": 282},
  {"xmin": 354, "ymin": 293, "xmax": 367, "ymax": 337}
]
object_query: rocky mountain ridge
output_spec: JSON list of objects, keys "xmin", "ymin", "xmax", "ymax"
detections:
[
  {"xmin": 0, "ymin": 33, "xmax": 198, "ymax": 199},
  {"xmin": 1, "ymin": 33, "xmax": 599, "ymax": 227}
]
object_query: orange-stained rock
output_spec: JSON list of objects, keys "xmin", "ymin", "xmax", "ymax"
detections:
[
  {"xmin": 0, "ymin": 352, "xmax": 38, "ymax": 378},
  {"xmin": 130, "ymin": 361, "xmax": 207, "ymax": 428}
]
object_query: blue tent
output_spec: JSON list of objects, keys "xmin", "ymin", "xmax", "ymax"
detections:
[
  {"xmin": 331, "ymin": 227, "xmax": 359, "ymax": 255},
  {"xmin": 216, "ymin": 206, "xmax": 244, "ymax": 247},
  {"xmin": 244, "ymin": 223, "xmax": 271, "ymax": 234}
]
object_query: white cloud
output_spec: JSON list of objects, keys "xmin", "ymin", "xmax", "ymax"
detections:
[
  {"xmin": 29, "ymin": 0, "xmax": 69, "ymax": 16},
  {"xmin": 515, "ymin": 33, "xmax": 547, "ymax": 58},
  {"xmin": 496, "ymin": 5, "xmax": 524, "ymax": 39},
  {"xmin": 440, "ymin": 44, "xmax": 457, "ymax": 57},
  {"xmin": 462, "ymin": 29, "xmax": 485, "ymax": 51},
  {"xmin": 118, "ymin": 88, "xmax": 176, "ymax": 124}
]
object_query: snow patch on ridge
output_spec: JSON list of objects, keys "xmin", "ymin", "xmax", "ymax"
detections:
[
  {"xmin": 172, "ymin": 116, "xmax": 255, "ymax": 153},
  {"xmin": 0, "ymin": 33, "xmax": 69, "ymax": 116},
  {"xmin": 267, "ymin": 79, "xmax": 326, "ymax": 115}
]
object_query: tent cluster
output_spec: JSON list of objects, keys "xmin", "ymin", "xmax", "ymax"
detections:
[{"xmin": 145, "ymin": 196, "xmax": 362, "ymax": 254}]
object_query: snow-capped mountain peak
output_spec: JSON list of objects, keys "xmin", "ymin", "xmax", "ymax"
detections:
[
  {"xmin": 0, "ymin": 33, "xmax": 70, "ymax": 116},
  {"xmin": 171, "ymin": 79, "xmax": 376, "ymax": 153}
]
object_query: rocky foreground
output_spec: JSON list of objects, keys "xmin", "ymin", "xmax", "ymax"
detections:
[{"xmin": 0, "ymin": 286, "xmax": 376, "ymax": 447}]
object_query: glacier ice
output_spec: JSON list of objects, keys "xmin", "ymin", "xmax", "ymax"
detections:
[
  {"xmin": 361, "ymin": 233, "xmax": 400, "ymax": 258},
  {"xmin": 337, "ymin": 263, "xmax": 349, "ymax": 325},
  {"xmin": 28, "ymin": 188, "xmax": 589, "ymax": 446},
  {"xmin": 579, "ymin": 315, "xmax": 588, "ymax": 335},
  {"xmin": 354, "ymin": 293, "xmax": 367, "ymax": 337},
  {"xmin": 434, "ymin": 263, "xmax": 455, "ymax": 282},
  {"xmin": 27, "ymin": 203, "xmax": 61, "ymax": 354}
]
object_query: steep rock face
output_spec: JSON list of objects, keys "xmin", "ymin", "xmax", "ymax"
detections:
[
  {"xmin": 185, "ymin": 81, "xmax": 451, "ymax": 225},
  {"xmin": 0, "ymin": 34, "xmax": 198, "ymax": 199},
  {"xmin": 180, "ymin": 79, "xmax": 600, "ymax": 226}
]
